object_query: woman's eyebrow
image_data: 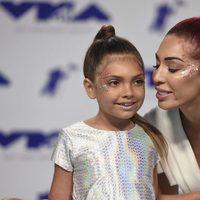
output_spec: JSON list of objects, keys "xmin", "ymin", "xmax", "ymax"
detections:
[
  {"xmin": 155, "ymin": 53, "xmax": 185, "ymax": 62},
  {"xmin": 164, "ymin": 57, "xmax": 184, "ymax": 62}
]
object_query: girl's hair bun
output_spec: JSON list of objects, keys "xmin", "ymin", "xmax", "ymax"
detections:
[{"xmin": 94, "ymin": 25, "xmax": 115, "ymax": 41}]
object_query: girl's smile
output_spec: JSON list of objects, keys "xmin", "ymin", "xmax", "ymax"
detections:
[{"xmin": 84, "ymin": 54, "xmax": 145, "ymax": 130}]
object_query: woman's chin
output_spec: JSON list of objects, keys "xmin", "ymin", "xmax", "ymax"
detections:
[{"xmin": 158, "ymin": 101, "xmax": 178, "ymax": 110}]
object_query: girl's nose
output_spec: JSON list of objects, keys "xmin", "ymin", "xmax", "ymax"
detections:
[{"xmin": 122, "ymin": 84, "xmax": 134, "ymax": 98}]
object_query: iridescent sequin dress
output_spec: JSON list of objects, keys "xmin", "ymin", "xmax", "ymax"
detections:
[{"xmin": 51, "ymin": 121, "xmax": 159, "ymax": 200}]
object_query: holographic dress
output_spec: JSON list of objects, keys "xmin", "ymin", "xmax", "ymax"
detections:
[{"xmin": 51, "ymin": 121, "xmax": 159, "ymax": 200}]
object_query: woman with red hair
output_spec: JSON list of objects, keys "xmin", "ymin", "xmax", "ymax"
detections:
[{"xmin": 145, "ymin": 17, "xmax": 200, "ymax": 196}]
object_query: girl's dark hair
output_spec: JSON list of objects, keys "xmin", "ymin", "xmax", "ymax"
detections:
[
  {"xmin": 167, "ymin": 17, "xmax": 200, "ymax": 60},
  {"xmin": 83, "ymin": 24, "xmax": 167, "ymax": 157},
  {"xmin": 83, "ymin": 25, "xmax": 144, "ymax": 82}
]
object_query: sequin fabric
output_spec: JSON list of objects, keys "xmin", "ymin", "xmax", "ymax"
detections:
[{"xmin": 51, "ymin": 121, "xmax": 159, "ymax": 200}]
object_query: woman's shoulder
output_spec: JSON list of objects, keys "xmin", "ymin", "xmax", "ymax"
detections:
[{"xmin": 143, "ymin": 107, "xmax": 179, "ymax": 123}]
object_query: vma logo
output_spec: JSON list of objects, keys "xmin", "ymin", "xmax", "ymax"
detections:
[
  {"xmin": 41, "ymin": 63, "xmax": 78, "ymax": 96},
  {"xmin": 0, "ymin": 131, "xmax": 58, "ymax": 148},
  {"xmin": 150, "ymin": 0, "xmax": 185, "ymax": 31},
  {"xmin": 38, "ymin": 192, "xmax": 49, "ymax": 200},
  {"xmin": 0, "ymin": 1, "xmax": 110, "ymax": 22},
  {"xmin": 0, "ymin": 71, "xmax": 10, "ymax": 87}
]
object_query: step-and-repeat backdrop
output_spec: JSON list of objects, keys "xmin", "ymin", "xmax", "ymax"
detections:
[{"xmin": 0, "ymin": 0, "xmax": 199, "ymax": 199}]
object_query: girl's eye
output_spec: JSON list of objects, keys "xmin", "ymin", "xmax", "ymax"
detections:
[
  {"xmin": 134, "ymin": 79, "xmax": 145, "ymax": 85},
  {"xmin": 107, "ymin": 80, "xmax": 119, "ymax": 87}
]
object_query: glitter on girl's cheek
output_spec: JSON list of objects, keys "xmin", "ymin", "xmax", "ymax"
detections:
[
  {"xmin": 100, "ymin": 84, "xmax": 109, "ymax": 91},
  {"xmin": 96, "ymin": 67, "xmax": 111, "ymax": 92}
]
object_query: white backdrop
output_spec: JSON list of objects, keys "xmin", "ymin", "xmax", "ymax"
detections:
[{"xmin": 0, "ymin": 0, "xmax": 199, "ymax": 199}]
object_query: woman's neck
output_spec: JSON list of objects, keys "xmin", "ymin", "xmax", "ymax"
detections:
[
  {"xmin": 180, "ymin": 109, "xmax": 200, "ymax": 167},
  {"xmin": 180, "ymin": 107, "xmax": 200, "ymax": 135},
  {"xmin": 180, "ymin": 103, "xmax": 200, "ymax": 134}
]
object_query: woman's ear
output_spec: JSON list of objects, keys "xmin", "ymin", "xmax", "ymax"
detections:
[{"xmin": 83, "ymin": 78, "xmax": 96, "ymax": 99}]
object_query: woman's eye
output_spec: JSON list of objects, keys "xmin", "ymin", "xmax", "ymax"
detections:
[
  {"xmin": 153, "ymin": 64, "xmax": 159, "ymax": 70},
  {"xmin": 168, "ymin": 68, "xmax": 179, "ymax": 73}
]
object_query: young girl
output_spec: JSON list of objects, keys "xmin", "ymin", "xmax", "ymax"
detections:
[{"xmin": 49, "ymin": 25, "xmax": 195, "ymax": 200}]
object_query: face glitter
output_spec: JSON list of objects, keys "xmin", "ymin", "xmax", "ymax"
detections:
[
  {"xmin": 99, "ymin": 84, "xmax": 109, "ymax": 91},
  {"xmin": 180, "ymin": 64, "xmax": 199, "ymax": 78},
  {"xmin": 95, "ymin": 62, "xmax": 111, "ymax": 92}
]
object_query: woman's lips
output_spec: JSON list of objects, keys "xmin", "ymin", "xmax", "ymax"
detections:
[{"xmin": 156, "ymin": 91, "xmax": 172, "ymax": 101}]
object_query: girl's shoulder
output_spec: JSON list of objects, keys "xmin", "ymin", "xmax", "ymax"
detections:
[
  {"xmin": 62, "ymin": 121, "xmax": 85, "ymax": 130},
  {"xmin": 60, "ymin": 121, "xmax": 105, "ymax": 138},
  {"xmin": 61, "ymin": 121, "xmax": 86, "ymax": 135}
]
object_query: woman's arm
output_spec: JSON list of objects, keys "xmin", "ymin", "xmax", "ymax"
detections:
[
  {"xmin": 49, "ymin": 164, "xmax": 73, "ymax": 200},
  {"xmin": 154, "ymin": 165, "xmax": 200, "ymax": 200},
  {"xmin": 158, "ymin": 172, "xmax": 178, "ymax": 194},
  {"xmin": 159, "ymin": 193, "xmax": 200, "ymax": 200}
]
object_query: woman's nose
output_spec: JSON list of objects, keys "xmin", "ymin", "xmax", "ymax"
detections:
[{"xmin": 153, "ymin": 66, "xmax": 166, "ymax": 85}]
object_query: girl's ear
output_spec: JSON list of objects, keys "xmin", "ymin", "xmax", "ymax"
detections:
[{"xmin": 83, "ymin": 78, "xmax": 96, "ymax": 99}]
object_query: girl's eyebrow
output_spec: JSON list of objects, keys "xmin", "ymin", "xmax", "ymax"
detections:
[
  {"xmin": 155, "ymin": 53, "xmax": 184, "ymax": 62},
  {"xmin": 102, "ymin": 73, "xmax": 144, "ymax": 79}
]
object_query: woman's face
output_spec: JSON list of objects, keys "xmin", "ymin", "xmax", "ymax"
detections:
[{"xmin": 153, "ymin": 34, "xmax": 200, "ymax": 110}]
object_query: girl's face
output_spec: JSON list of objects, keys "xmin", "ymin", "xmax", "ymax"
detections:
[
  {"xmin": 153, "ymin": 34, "xmax": 200, "ymax": 110},
  {"xmin": 85, "ymin": 54, "xmax": 145, "ymax": 126}
]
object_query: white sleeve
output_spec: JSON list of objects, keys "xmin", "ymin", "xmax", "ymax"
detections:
[{"xmin": 51, "ymin": 129, "xmax": 73, "ymax": 172}]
